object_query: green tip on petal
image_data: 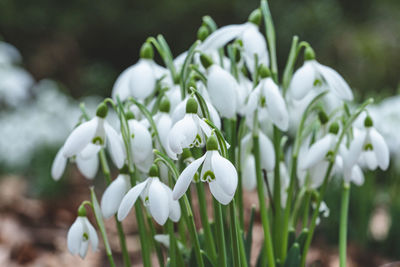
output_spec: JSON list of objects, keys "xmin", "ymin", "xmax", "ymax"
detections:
[
  {"xmin": 181, "ymin": 148, "xmax": 193, "ymax": 160},
  {"xmin": 200, "ymin": 54, "xmax": 213, "ymax": 69},
  {"xmin": 318, "ymin": 110, "xmax": 329, "ymax": 125},
  {"xmin": 140, "ymin": 42, "xmax": 154, "ymax": 59},
  {"xmin": 159, "ymin": 97, "xmax": 171, "ymax": 113},
  {"xmin": 197, "ymin": 25, "xmax": 210, "ymax": 41},
  {"xmin": 149, "ymin": 164, "xmax": 159, "ymax": 177},
  {"xmin": 78, "ymin": 204, "xmax": 87, "ymax": 217},
  {"xmin": 186, "ymin": 97, "xmax": 198, "ymax": 114},
  {"xmin": 259, "ymin": 64, "xmax": 271, "ymax": 78},
  {"xmin": 364, "ymin": 115, "xmax": 373, "ymax": 128},
  {"xmin": 248, "ymin": 8, "xmax": 262, "ymax": 25},
  {"xmin": 125, "ymin": 110, "xmax": 135, "ymax": 120},
  {"xmin": 304, "ymin": 46, "xmax": 316, "ymax": 61},
  {"xmin": 96, "ymin": 103, "xmax": 108, "ymax": 118},
  {"xmin": 329, "ymin": 122, "xmax": 340, "ymax": 135},
  {"xmin": 206, "ymin": 135, "xmax": 219, "ymax": 151},
  {"xmin": 119, "ymin": 164, "xmax": 130, "ymax": 174}
]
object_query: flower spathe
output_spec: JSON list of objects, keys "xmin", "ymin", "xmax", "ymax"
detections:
[
  {"xmin": 67, "ymin": 216, "xmax": 98, "ymax": 259},
  {"xmin": 172, "ymin": 137, "xmax": 238, "ymax": 205}
]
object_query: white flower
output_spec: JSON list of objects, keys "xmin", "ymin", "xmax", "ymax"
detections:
[
  {"xmin": 172, "ymin": 136, "xmax": 238, "ymax": 205},
  {"xmin": 63, "ymin": 110, "xmax": 125, "ymax": 169},
  {"xmin": 127, "ymin": 118, "xmax": 153, "ymax": 172},
  {"xmin": 299, "ymin": 133, "xmax": 337, "ymax": 170},
  {"xmin": 345, "ymin": 119, "xmax": 389, "ymax": 171},
  {"xmin": 118, "ymin": 173, "xmax": 180, "ymax": 225},
  {"xmin": 167, "ymin": 98, "xmax": 212, "ymax": 159},
  {"xmin": 289, "ymin": 56, "xmax": 353, "ymax": 101},
  {"xmin": 101, "ymin": 174, "xmax": 131, "ymax": 218},
  {"xmin": 245, "ymin": 76, "xmax": 289, "ymax": 131},
  {"xmin": 67, "ymin": 216, "xmax": 98, "ymax": 259}
]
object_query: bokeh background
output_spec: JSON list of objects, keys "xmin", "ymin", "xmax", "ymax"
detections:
[{"xmin": 0, "ymin": 0, "xmax": 399, "ymax": 266}]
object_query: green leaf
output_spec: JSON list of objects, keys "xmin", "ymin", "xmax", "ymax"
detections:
[
  {"xmin": 296, "ymin": 228, "xmax": 309, "ymax": 254},
  {"xmin": 191, "ymin": 87, "xmax": 210, "ymax": 120},
  {"xmin": 284, "ymin": 242, "xmax": 300, "ymax": 267},
  {"xmin": 245, "ymin": 206, "xmax": 256, "ymax": 264},
  {"xmin": 153, "ymin": 149, "xmax": 179, "ymax": 180},
  {"xmin": 287, "ymin": 228, "xmax": 296, "ymax": 250},
  {"xmin": 180, "ymin": 41, "xmax": 200, "ymax": 98}
]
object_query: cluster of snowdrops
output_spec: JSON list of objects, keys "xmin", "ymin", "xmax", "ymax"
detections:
[{"xmin": 51, "ymin": 2, "xmax": 390, "ymax": 267}]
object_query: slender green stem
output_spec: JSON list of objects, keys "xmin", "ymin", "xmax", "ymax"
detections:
[
  {"xmin": 135, "ymin": 202, "xmax": 152, "ymax": 267},
  {"xmin": 147, "ymin": 216, "xmax": 165, "ymax": 267},
  {"xmin": 339, "ymin": 182, "xmax": 350, "ymax": 267},
  {"xmin": 253, "ymin": 135, "xmax": 275, "ymax": 267},
  {"xmin": 196, "ymin": 183, "xmax": 217, "ymax": 261},
  {"xmin": 272, "ymin": 126, "xmax": 282, "ymax": 258},
  {"xmin": 261, "ymin": 0, "xmax": 278, "ymax": 82},
  {"xmin": 302, "ymin": 190, "xmax": 312, "ymax": 228},
  {"xmin": 237, "ymin": 118, "xmax": 246, "ymax": 229},
  {"xmin": 167, "ymin": 220, "xmax": 177, "ymax": 267},
  {"xmin": 229, "ymin": 200, "xmax": 241, "ymax": 267},
  {"xmin": 289, "ymin": 187, "xmax": 305, "ymax": 228},
  {"xmin": 213, "ymin": 200, "xmax": 227, "ymax": 267}
]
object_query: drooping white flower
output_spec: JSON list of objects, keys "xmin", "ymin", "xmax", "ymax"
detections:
[
  {"xmin": 101, "ymin": 172, "xmax": 131, "ymax": 219},
  {"xmin": 172, "ymin": 135, "xmax": 238, "ymax": 205},
  {"xmin": 118, "ymin": 165, "xmax": 180, "ymax": 225},
  {"xmin": 167, "ymin": 97, "xmax": 212, "ymax": 159},
  {"xmin": 345, "ymin": 116, "xmax": 389, "ymax": 171},
  {"xmin": 245, "ymin": 71, "xmax": 289, "ymax": 131},
  {"xmin": 62, "ymin": 103, "xmax": 125, "ymax": 169},
  {"xmin": 67, "ymin": 216, "xmax": 98, "ymax": 259},
  {"xmin": 289, "ymin": 47, "xmax": 353, "ymax": 101}
]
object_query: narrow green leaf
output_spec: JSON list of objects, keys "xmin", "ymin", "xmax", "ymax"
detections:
[
  {"xmin": 245, "ymin": 206, "xmax": 256, "ymax": 264},
  {"xmin": 284, "ymin": 243, "xmax": 300, "ymax": 267}
]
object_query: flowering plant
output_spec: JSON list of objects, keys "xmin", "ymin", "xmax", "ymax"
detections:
[{"xmin": 52, "ymin": 1, "xmax": 390, "ymax": 266}]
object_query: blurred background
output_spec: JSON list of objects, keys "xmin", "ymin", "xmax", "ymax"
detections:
[{"xmin": 0, "ymin": 0, "xmax": 399, "ymax": 266}]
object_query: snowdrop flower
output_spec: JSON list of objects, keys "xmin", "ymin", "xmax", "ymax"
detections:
[
  {"xmin": 289, "ymin": 47, "xmax": 353, "ymax": 101},
  {"xmin": 167, "ymin": 97, "xmax": 212, "ymax": 159},
  {"xmin": 63, "ymin": 103, "xmax": 125, "ymax": 169},
  {"xmin": 101, "ymin": 167, "xmax": 131, "ymax": 218},
  {"xmin": 51, "ymin": 145, "xmax": 99, "ymax": 180},
  {"xmin": 345, "ymin": 116, "xmax": 389, "ymax": 171},
  {"xmin": 172, "ymin": 135, "xmax": 238, "ymax": 205},
  {"xmin": 118, "ymin": 165, "xmax": 181, "ymax": 225},
  {"xmin": 241, "ymin": 131, "xmax": 275, "ymax": 174},
  {"xmin": 112, "ymin": 43, "xmax": 158, "ymax": 101},
  {"xmin": 154, "ymin": 97, "xmax": 173, "ymax": 153},
  {"xmin": 201, "ymin": 55, "xmax": 239, "ymax": 119},
  {"xmin": 199, "ymin": 9, "xmax": 268, "ymax": 73},
  {"xmin": 125, "ymin": 112, "xmax": 153, "ymax": 172},
  {"xmin": 67, "ymin": 207, "xmax": 98, "ymax": 259},
  {"xmin": 245, "ymin": 66, "xmax": 289, "ymax": 131}
]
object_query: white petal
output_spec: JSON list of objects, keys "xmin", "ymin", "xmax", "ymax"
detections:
[
  {"xmin": 263, "ymin": 78, "xmax": 289, "ymax": 131},
  {"xmin": 112, "ymin": 66, "xmax": 133, "ymax": 101},
  {"xmin": 83, "ymin": 217, "xmax": 99, "ymax": 252},
  {"xmin": 67, "ymin": 217, "xmax": 84, "ymax": 255},
  {"xmin": 200, "ymin": 23, "xmax": 249, "ymax": 51},
  {"xmin": 345, "ymin": 130, "xmax": 367, "ymax": 169},
  {"xmin": 63, "ymin": 118, "xmax": 98, "ymax": 157},
  {"xmin": 289, "ymin": 61, "xmax": 316, "ymax": 100},
  {"xmin": 128, "ymin": 59, "xmax": 156, "ymax": 99},
  {"xmin": 317, "ymin": 63, "xmax": 353, "ymax": 101},
  {"xmin": 129, "ymin": 120, "xmax": 153, "ymax": 162},
  {"xmin": 207, "ymin": 65, "xmax": 238, "ymax": 118},
  {"xmin": 364, "ymin": 151, "xmax": 378, "ymax": 170},
  {"xmin": 259, "ymin": 131, "xmax": 276, "ymax": 171},
  {"xmin": 80, "ymin": 143, "xmax": 102, "ymax": 159},
  {"xmin": 76, "ymin": 153, "xmax": 99, "ymax": 179},
  {"xmin": 209, "ymin": 180, "xmax": 234, "ymax": 205},
  {"xmin": 242, "ymin": 25, "xmax": 269, "ymax": 73},
  {"xmin": 79, "ymin": 240, "xmax": 89, "ymax": 259},
  {"xmin": 351, "ymin": 165, "xmax": 364, "ymax": 186},
  {"xmin": 156, "ymin": 113, "xmax": 173, "ymax": 151},
  {"xmin": 105, "ymin": 122, "xmax": 125, "ymax": 169},
  {"xmin": 242, "ymin": 155, "xmax": 257, "ymax": 191},
  {"xmin": 172, "ymin": 154, "xmax": 206, "ymax": 200},
  {"xmin": 301, "ymin": 134, "xmax": 335, "ymax": 170},
  {"xmin": 168, "ymin": 115, "xmax": 197, "ymax": 155},
  {"xmin": 117, "ymin": 179, "xmax": 149, "ymax": 221},
  {"xmin": 101, "ymin": 174, "xmax": 130, "ymax": 219},
  {"xmin": 244, "ymin": 84, "xmax": 261, "ymax": 117},
  {"xmin": 207, "ymin": 101, "xmax": 222, "ymax": 129},
  {"xmin": 51, "ymin": 146, "xmax": 67, "ymax": 181},
  {"xmin": 211, "ymin": 152, "xmax": 238, "ymax": 196},
  {"xmin": 148, "ymin": 179, "xmax": 170, "ymax": 225},
  {"xmin": 370, "ymin": 128, "xmax": 390, "ymax": 170}
]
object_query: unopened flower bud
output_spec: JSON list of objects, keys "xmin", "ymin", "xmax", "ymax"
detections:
[
  {"xmin": 200, "ymin": 54, "xmax": 213, "ymax": 69},
  {"xmin": 364, "ymin": 115, "xmax": 373, "ymax": 128},
  {"xmin": 96, "ymin": 103, "xmax": 108, "ymax": 118},
  {"xmin": 206, "ymin": 135, "xmax": 218, "ymax": 151},
  {"xmin": 186, "ymin": 97, "xmax": 198, "ymax": 114},
  {"xmin": 329, "ymin": 122, "xmax": 339, "ymax": 135},
  {"xmin": 259, "ymin": 64, "xmax": 271, "ymax": 79},
  {"xmin": 248, "ymin": 9, "xmax": 262, "ymax": 25},
  {"xmin": 140, "ymin": 42, "xmax": 154, "ymax": 59},
  {"xmin": 159, "ymin": 97, "xmax": 171, "ymax": 113},
  {"xmin": 197, "ymin": 25, "xmax": 210, "ymax": 41}
]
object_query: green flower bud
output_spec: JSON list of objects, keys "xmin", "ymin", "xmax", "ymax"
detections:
[
  {"xmin": 125, "ymin": 110, "xmax": 135, "ymax": 120},
  {"xmin": 140, "ymin": 42, "xmax": 154, "ymax": 59},
  {"xmin": 197, "ymin": 25, "xmax": 210, "ymax": 41},
  {"xmin": 329, "ymin": 122, "xmax": 340, "ymax": 135},
  {"xmin": 119, "ymin": 164, "xmax": 130, "ymax": 174},
  {"xmin": 364, "ymin": 115, "xmax": 373, "ymax": 128},
  {"xmin": 248, "ymin": 8, "xmax": 262, "ymax": 25},
  {"xmin": 318, "ymin": 111, "xmax": 329, "ymax": 125},
  {"xmin": 186, "ymin": 97, "xmax": 198, "ymax": 114},
  {"xmin": 78, "ymin": 205, "xmax": 87, "ymax": 217},
  {"xmin": 96, "ymin": 103, "xmax": 108, "ymax": 118},
  {"xmin": 200, "ymin": 54, "xmax": 213, "ymax": 69},
  {"xmin": 259, "ymin": 64, "xmax": 271, "ymax": 79},
  {"xmin": 159, "ymin": 97, "xmax": 171, "ymax": 113},
  {"xmin": 206, "ymin": 135, "xmax": 219, "ymax": 151},
  {"xmin": 149, "ymin": 164, "xmax": 159, "ymax": 177},
  {"xmin": 304, "ymin": 46, "xmax": 316, "ymax": 61}
]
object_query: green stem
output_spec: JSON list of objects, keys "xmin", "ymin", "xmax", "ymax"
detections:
[
  {"xmin": 135, "ymin": 202, "xmax": 152, "ymax": 267},
  {"xmin": 229, "ymin": 200, "xmax": 241, "ymax": 267},
  {"xmin": 289, "ymin": 187, "xmax": 305, "ymax": 228},
  {"xmin": 302, "ymin": 190, "xmax": 312, "ymax": 228},
  {"xmin": 213, "ymin": 199, "xmax": 227, "ymax": 267},
  {"xmin": 196, "ymin": 183, "xmax": 217, "ymax": 261},
  {"xmin": 147, "ymin": 216, "xmax": 165, "ymax": 267},
  {"xmin": 167, "ymin": 220, "xmax": 177, "ymax": 267},
  {"xmin": 261, "ymin": 0, "xmax": 278, "ymax": 82},
  {"xmin": 253, "ymin": 134, "xmax": 275, "ymax": 267},
  {"xmin": 272, "ymin": 126, "xmax": 282, "ymax": 258},
  {"xmin": 339, "ymin": 182, "xmax": 350, "ymax": 267},
  {"xmin": 237, "ymin": 118, "xmax": 246, "ymax": 229}
]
